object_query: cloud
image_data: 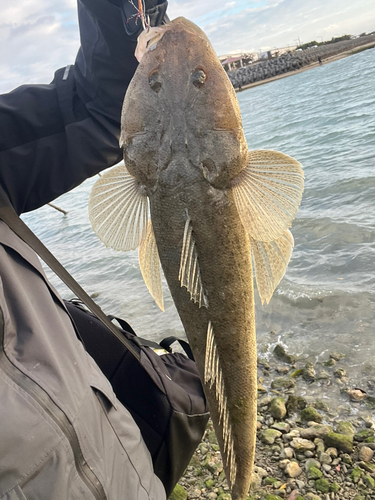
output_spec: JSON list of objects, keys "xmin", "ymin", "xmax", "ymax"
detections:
[
  {"xmin": 0, "ymin": 0, "xmax": 374, "ymax": 94},
  {"xmin": 0, "ymin": 0, "xmax": 79, "ymax": 94},
  {"xmin": 169, "ymin": 0, "xmax": 375, "ymax": 54}
]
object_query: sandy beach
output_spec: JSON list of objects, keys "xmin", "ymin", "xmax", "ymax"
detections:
[{"xmin": 234, "ymin": 41, "xmax": 375, "ymax": 93}]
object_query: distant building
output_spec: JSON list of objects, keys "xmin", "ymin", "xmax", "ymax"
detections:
[
  {"xmin": 219, "ymin": 45, "xmax": 298, "ymax": 72},
  {"xmin": 219, "ymin": 53, "xmax": 257, "ymax": 72}
]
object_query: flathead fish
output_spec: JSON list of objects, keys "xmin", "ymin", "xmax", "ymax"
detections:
[{"xmin": 88, "ymin": 17, "xmax": 304, "ymax": 500}]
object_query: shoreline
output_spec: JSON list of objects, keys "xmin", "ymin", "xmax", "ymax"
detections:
[
  {"xmin": 234, "ymin": 41, "xmax": 375, "ymax": 93},
  {"xmin": 172, "ymin": 345, "xmax": 375, "ymax": 500}
]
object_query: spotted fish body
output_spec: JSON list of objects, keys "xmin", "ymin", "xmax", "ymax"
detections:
[{"xmin": 89, "ymin": 18, "xmax": 304, "ymax": 500}]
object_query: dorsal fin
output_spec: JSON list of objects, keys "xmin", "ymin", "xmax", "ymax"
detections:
[
  {"xmin": 139, "ymin": 221, "xmax": 164, "ymax": 311},
  {"xmin": 178, "ymin": 214, "xmax": 208, "ymax": 308},
  {"xmin": 88, "ymin": 165, "xmax": 148, "ymax": 251},
  {"xmin": 204, "ymin": 321, "xmax": 237, "ymax": 485},
  {"xmin": 231, "ymin": 150, "xmax": 304, "ymax": 242}
]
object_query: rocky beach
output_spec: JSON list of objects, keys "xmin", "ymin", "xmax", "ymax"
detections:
[{"xmin": 171, "ymin": 341, "xmax": 375, "ymax": 500}]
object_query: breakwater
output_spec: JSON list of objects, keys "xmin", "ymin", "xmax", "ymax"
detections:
[{"xmin": 228, "ymin": 34, "xmax": 375, "ymax": 88}]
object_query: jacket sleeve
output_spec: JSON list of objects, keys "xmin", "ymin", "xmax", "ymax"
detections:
[{"xmin": 0, "ymin": 0, "xmax": 167, "ymax": 215}]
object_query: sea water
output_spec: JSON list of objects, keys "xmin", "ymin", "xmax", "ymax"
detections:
[{"xmin": 23, "ymin": 48, "xmax": 375, "ymax": 408}]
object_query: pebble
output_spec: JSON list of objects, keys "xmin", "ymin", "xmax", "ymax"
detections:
[
  {"xmin": 358, "ymin": 445, "xmax": 374, "ymax": 462},
  {"xmin": 290, "ymin": 438, "xmax": 316, "ymax": 452},
  {"xmin": 280, "ymin": 447, "xmax": 294, "ymax": 459},
  {"xmin": 285, "ymin": 461, "xmax": 302, "ymax": 478}
]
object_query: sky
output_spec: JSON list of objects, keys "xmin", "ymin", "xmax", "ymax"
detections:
[{"xmin": 0, "ymin": 0, "xmax": 374, "ymax": 94}]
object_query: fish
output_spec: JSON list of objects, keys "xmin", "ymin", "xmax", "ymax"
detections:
[{"xmin": 88, "ymin": 17, "xmax": 304, "ymax": 500}]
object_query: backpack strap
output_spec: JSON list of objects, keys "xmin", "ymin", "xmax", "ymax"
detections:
[
  {"xmin": 0, "ymin": 186, "xmax": 141, "ymax": 363},
  {"xmin": 159, "ymin": 336, "xmax": 194, "ymax": 361}
]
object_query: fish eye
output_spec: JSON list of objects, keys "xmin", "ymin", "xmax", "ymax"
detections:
[
  {"xmin": 191, "ymin": 68, "xmax": 207, "ymax": 88},
  {"xmin": 149, "ymin": 71, "xmax": 162, "ymax": 93}
]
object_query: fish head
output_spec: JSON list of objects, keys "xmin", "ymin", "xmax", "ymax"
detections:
[{"xmin": 121, "ymin": 17, "xmax": 248, "ymax": 192}]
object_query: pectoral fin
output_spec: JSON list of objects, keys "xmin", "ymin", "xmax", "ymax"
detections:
[
  {"xmin": 88, "ymin": 165, "xmax": 148, "ymax": 251},
  {"xmin": 251, "ymin": 229, "xmax": 294, "ymax": 304},
  {"xmin": 139, "ymin": 221, "xmax": 164, "ymax": 311},
  {"xmin": 231, "ymin": 150, "xmax": 304, "ymax": 241}
]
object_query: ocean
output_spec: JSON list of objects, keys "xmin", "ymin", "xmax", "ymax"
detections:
[{"xmin": 23, "ymin": 48, "xmax": 375, "ymax": 410}]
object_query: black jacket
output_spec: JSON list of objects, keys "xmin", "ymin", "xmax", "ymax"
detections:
[{"xmin": 0, "ymin": 0, "xmax": 167, "ymax": 215}]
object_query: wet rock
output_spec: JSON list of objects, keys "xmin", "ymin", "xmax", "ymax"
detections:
[
  {"xmin": 286, "ymin": 395, "xmax": 307, "ymax": 413},
  {"xmin": 300, "ymin": 425, "xmax": 332, "ymax": 440},
  {"xmin": 350, "ymin": 466, "xmax": 364, "ymax": 483},
  {"xmin": 280, "ymin": 447, "xmax": 294, "ymax": 459},
  {"xmin": 358, "ymin": 445, "xmax": 374, "ymax": 462},
  {"xmin": 354, "ymin": 429, "xmax": 374, "ymax": 442},
  {"xmin": 323, "ymin": 358, "xmax": 336, "ymax": 367},
  {"xmin": 263, "ymin": 476, "xmax": 279, "ymax": 486},
  {"xmin": 314, "ymin": 438, "xmax": 325, "ymax": 454},
  {"xmin": 347, "ymin": 388, "xmax": 367, "ymax": 402},
  {"xmin": 276, "ymin": 366, "xmax": 290, "ymax": 375},
  {"xmin": 284, "ymin": 429, "xmax": 301, "ymax": 441},
  {"xmin": 364, "ymin": 395, "xmax": 375, "ymax": 410},
  {"xmin": 313, "ymin": 400, "xmax": 329, "ymax": 412},
  {"xmin": 317, "ymin": 370, "xmax": 330, "ymax": 380},
  {"xmin": 279, "ymin": 459, "xmax": 290, "ymax": 470},
  {"xmin": 272, "ymin": 422, "xmax": 290, "ymax": 433},
  {"xmin": 329, "ymin": 482, "xmax": 340, "ymax": 493},
  {"xmin": 362, "ymin": 415, "xmax": 374, "ymax": 428},
  {"xmin": 254, "ymin": 466, "xmax": 268, "ymax": 477},
  {"xmin": 319, "ymin": 452, "xmax": 332, "ymax": 465},
  {"xmin": 324, "ymin": 432, "xmax": 353, "ymax": 453},
  {"xmin": 302, "ymin": 362, "xmax": 315, "ymax": 381},
  {"xmin": 325, "ymin": 447, "xmax": 338, "ymax": 458},
  {"xmin": 335, "ymin": 421, "xmax": 355, "ymax": 437},
  {"xmin": 305, "ymin": 494, "xmax": 322, "ymax": 500},
  {"xmin": 300, "ymin": 407, "xmax": 323, "ymax": 423},
  {"xmin": 306, "ymin": 464, "xmax": 322, "ymax": 480},
  {"xmin": 334, "ymin": 368, "xmax": 346, "ymax": 379},
  {"xmin": 170, "ymin": 484, "xmax": 188, "ymax": 500},
  {"xmin": 250, "ymin": 471, "xmax": 263, "ymax": 490},
  {"xmin": 340, "ymin": 453, "xmax": 352, "ymax": 464},
  {"xmin": 271, "ymin": 377, "xmax": 296, "ymax": 390},
  {"xmin": 315, "ymin": 478, "xmax": 330, "ymax": 493},
  {"xmin": 273, "ymin": 345, "xmax": 296, "ymax": 364},
  {"xmin": 208, "ymin": 430, "xmax": 218, "ymax": 445},
  {"xmin": 270, "ymin": 398, "xmax": 287, "ymax": 420},
  {"xmin": 260, "ymin": 429, "xmax": 282, "ymax": 445},
  {"xmin": 359, "ymin": 461, "xmax": 375, "ymax": 473},
  {"xmin": 258, "ymin": 358, "xmax": 271, "ymax": 370},
  {"xmin": 290, "ymin": 438, "xmax": 315, "ymax": 452},
  {"xmin": 305, "ymin": 458, "xmax": 321, "ymax": 470},
  {"xmin": 330, "ymin": 352, "xmax": 346, "ymax": 361},
  {"xmin": 363, "ymin": 475, "xmax": 375, "ymax": 488},
  {"xmin": 285, "ymin": 461, "xmax": 302, "ymax": 478},
  {"xmin": 258, "ymin": 395, "xmax": 273, "ymax": 407}
]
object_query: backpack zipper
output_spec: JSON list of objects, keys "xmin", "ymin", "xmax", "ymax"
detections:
[{"xmin": 0, "ymin": 309, "xmax": 106, "ymax": 500}]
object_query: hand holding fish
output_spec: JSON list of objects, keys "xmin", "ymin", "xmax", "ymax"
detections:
[{"xmin": 89, "ymin": 18, "xmax": 304, "ymax": 500}]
